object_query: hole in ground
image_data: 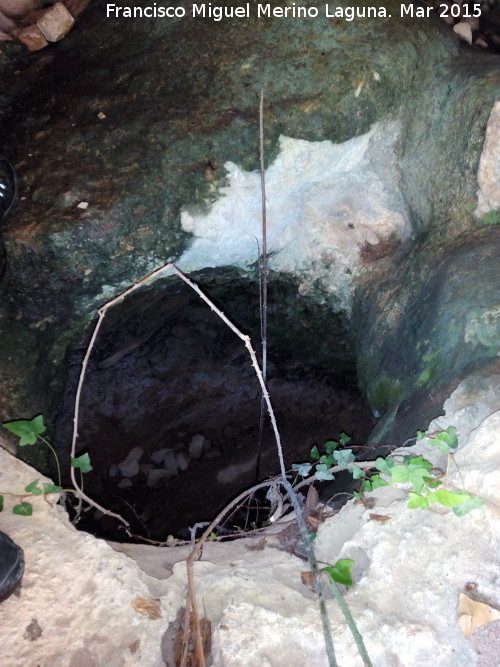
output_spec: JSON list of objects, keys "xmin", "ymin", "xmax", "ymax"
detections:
[{"xmin": 54, "ymin": 268, "xmax": 374, "ymax": 542}]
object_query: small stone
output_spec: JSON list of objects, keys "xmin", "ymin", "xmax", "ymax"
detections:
[
  {"xmin": 77, "ymin": 201, "xmax": 88, "ymax": 210},
  {"xmin": 189, "ymin": 434, "xmax": 205, "ymax": 459},
  {"xmin": 162, "ymin": 450, "xmax": 178, "ymax": 476},
  {"xmin": 97, "ymin": 112, "xmax": 106, "ymax": 120},
  {"xmin": 150, "ymin": 448, "xmax": 167, "ymax": 464},
  {"xmin": 176, "ymin": 453, "xmax": 189, "ymax": 471},
  {"xmin": 453, "ymin": 22, "xmax": 473, "ymax": 45},
  {"xmin": 17, "ymin": 25, "xmax": 48, "ymax": 51},
  {"xmin": 126, "ymin": 447, "xmax": 144, "ymax": 463},
  {"xmin": 118, "ymin": 459, "xmax": 139, "ymax": 478},
  {"xmin": 109, "ymin": 464, "xmax": 118, "ymax": 477},
  {"xmin": 117, "ymin": 478, "xmax": 133, "ymax": 489},
  {"xmin": 37, "ymin": 3, "xmax": 74, "ymax": 42},
  {"xmin": 139, "ymin": 464, "xmax": 153, "ymax": 475}
]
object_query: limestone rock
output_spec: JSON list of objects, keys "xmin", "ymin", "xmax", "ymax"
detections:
[
  {"xmin": 37, "ymin": 2, "xmax": 74, "ymax": 42},
  {"xmin": 175, "ymin": 453, "xmax": 189, "ymax": 472},
  {"xmin": 150, "ymin": 448, "xmax": 167, "ymax": 464},
  {"xmin": 17, "ymin": 24, "xmax": 47, "ymax": 50},
  {"xmin": 188, "ymin": 434, "xmax": 205, "ymax": 459},
  {"xmin": 162, "ymin": 449, "xmax": 178, "ymax": 476},
  {"xmin": 0, "ymin": 444, "xmax": 167, "ymax": 666},
  {"xmin": 476, "ymin": 101, "xmax": 500, "ymax": 218},
  {"xmin": 118, "ymin": 459, "xmax": 139, "ymax": 478}
]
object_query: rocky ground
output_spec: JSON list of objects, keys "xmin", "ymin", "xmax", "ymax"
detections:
[{"xmin": 0, "ymin": 371, "xmax": 499, "ymax": 666}]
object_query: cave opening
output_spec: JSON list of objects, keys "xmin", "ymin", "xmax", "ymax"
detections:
[{"xmin": 54, "ymin": 268, "xmax": 374, "ymax": 542}]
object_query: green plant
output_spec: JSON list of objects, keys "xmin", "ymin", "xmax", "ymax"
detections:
[
  {"xmin": 481, "ymin": 210, "xmax": 500, "ymax": 226},
  {"xmin": 292, "ymin": 432, "xmax": 353, "ymax": 481},
  {"xmin": 354, "ymin": 426, "xmax": 483, "ymax": 515},
  {"xmin": 1, "ymin": 415, "xmax": 92, "ymax": 516},
  {"xmin": 293, "ymin": 426, "xmax": 483, "ymax": 516}
]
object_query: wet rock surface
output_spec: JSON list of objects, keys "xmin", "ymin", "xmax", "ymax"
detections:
[{"xmin": 0, "ymin": 0, "xmax": 498, "ymax": 434}]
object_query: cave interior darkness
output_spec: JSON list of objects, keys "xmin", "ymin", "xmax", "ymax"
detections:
[{"xmin": 52, "ymin": 268, "xmax": 374, "ymax": 541}]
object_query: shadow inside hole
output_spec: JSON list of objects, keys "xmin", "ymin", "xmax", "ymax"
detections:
[{"xmin": 54, "ymin": 268, "xmax": 374, "ymax": 541}]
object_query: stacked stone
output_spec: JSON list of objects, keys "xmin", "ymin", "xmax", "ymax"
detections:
[{"xmin": 0, "ymin": 1, "xmax": 88, "ymax": 51}]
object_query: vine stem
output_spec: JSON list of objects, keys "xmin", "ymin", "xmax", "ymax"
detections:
[
  {"xmin": 323, "ymin": 574, "xmax": 373, "ymax": 667},
  {"xmin": 37, "ymin": 434, "xmax": 62, "ymax": 487}
]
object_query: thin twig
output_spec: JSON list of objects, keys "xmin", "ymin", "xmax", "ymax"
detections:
[
  {"xmin": 259, "ymin": 88, "xmax": 268, "ymax": 383},
  {"xmin": 255, "ymin": 89, "xmax": 268, "ymax": 483},
  {"xmin": 186, "ymin": 480, "xmax": 276, "ymax": 667},
  {"xmin": 171, "ymin": 262, "xmax": 339, "ymax": 666},
  {"xmin": 70, "ymin": 262, "xmax": 175, "ymax": 532}
]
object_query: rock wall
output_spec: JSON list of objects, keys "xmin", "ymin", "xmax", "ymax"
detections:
[{"xmin": 0, "ymin": 0, "xmax": 498, "ymax": 441}]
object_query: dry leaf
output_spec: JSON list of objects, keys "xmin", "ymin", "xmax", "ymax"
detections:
[
  {"xmin": 301, "ymin": 571, "xmax": 315, "ymax": 592},
  {"xmin": 367, "ymin": 513, "xmax": 391, "ymax": 523},
  {"xmin": 131, "ymin": 596, "xmax": 162, "ymax": 620},
  {"xmin": 457, "ymin": 592, "xmax": 500, "ymax": 638},
  {"xmin": 161, "ymin": 606, "xmax": 211, "ymax": 667}
]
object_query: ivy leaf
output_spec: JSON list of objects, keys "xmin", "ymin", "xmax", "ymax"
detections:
[
  {"xmin": 324, "ymin": 440, "xmax": 338, "ymax": 454},
  {"xmin": 310, "ymin": 445, "xmax": 320, "ymax": 460},
  {"xmin": 339, "ymin": 432, "xmax": 351, "ymax": 447},
  {"xmin": 25, "ymin": 479, "xmax": 43, "ymax": 496},
  {"xmin": 416, "ymin": 430, "xmax": 426, "ymax": 441},
  {"xmin": 71, "ymin": 453, "xmax": 92, "ymax": 473},
  {"xmin": 428, "ymin": 489, "xmax": 470, "ymax": 507},
  {"xmin": 292, "ymin": 462, "xmax": 312, "ymax": 477},
  {"xmin": 13, "ymin": 501, "xmax": 33, "ymax": 516},
  {"xmin": 353, "ymin": 491, "xmax": 362, "ymax": 500},
  {"xmin": 453, "ymin": 495, "xmax": 483, "ymax": 516},
  {"xmin": 3, "ymin": 415, "xmax": 46, "ymax": 446},
  {"xmin": 436, "ymin": 426, "xmax": 458, "ymax": 449},
  {"xmin": 361, "ymin": 480, "xmax": 372, "ymax": 492},
  {"xmin": 408, "ymin": 456, "xmax": 433, "ymax": 470},
  {"xmin": 322, "ymin": 559, "xmax": 354, "ymax": 587},
  {"xmin": 408, "ymin": 492, "xmax": 430, "ymax": 509},
  {"xmin": 351, "ymin": 464, "xmax": 364, "ymax": 480},
  {"xmin": 0, "ymin": 495, "xmax": 3, "ymax": 512},
  {"xmin": 314, "ymin": 464, "xmax": 334, "ymax": 481},
  {"xmin": 390, "ymin": 465, "xmax": 410, "ymax": 484},
  {"xmin": 430, "ymin": 426, "xmax": 459, "ymax": 452},
  {"xmin": 333, "ymin": 449, "xmax": 355, "ymax": 467},
  {"xmin": 319, "ymin": 454, "xmax": 334, "ymax": 467},
  {"xmin": 408, "ymin": 468, "xmax": 433, "ymax": 494},
  {"xmin": 375, "ymin": 457, "xmax": 394, "ymax": 475},
  {"xmin": 42, "ymin": 483, "xmax": 62, "ymax": 494},
  {"xmin": 371, "ymin": 474, "xmax": 389, "ymax": 489}
]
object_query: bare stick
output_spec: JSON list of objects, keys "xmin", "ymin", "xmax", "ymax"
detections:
[
  {"xmin": 259, "ymin": 88, "xmax": 268, "ymax": 382},
  {"xmin": 255, "ymin": 88, "xmax": 268, "ymax": 482},
  {"xmin": 170, "ymin": 265, "xmax": 337, "ymax": 666},
  {"xmin": 186, "ymin": 480, "xmax": 276, "ymax": 667},
  {"xmin": 70, "ymin": 262, "xmax": 175, "ymax": 531},
  {"xmin": 169, "ymin": 264, "xmax": 288, "ymax": 479}
]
